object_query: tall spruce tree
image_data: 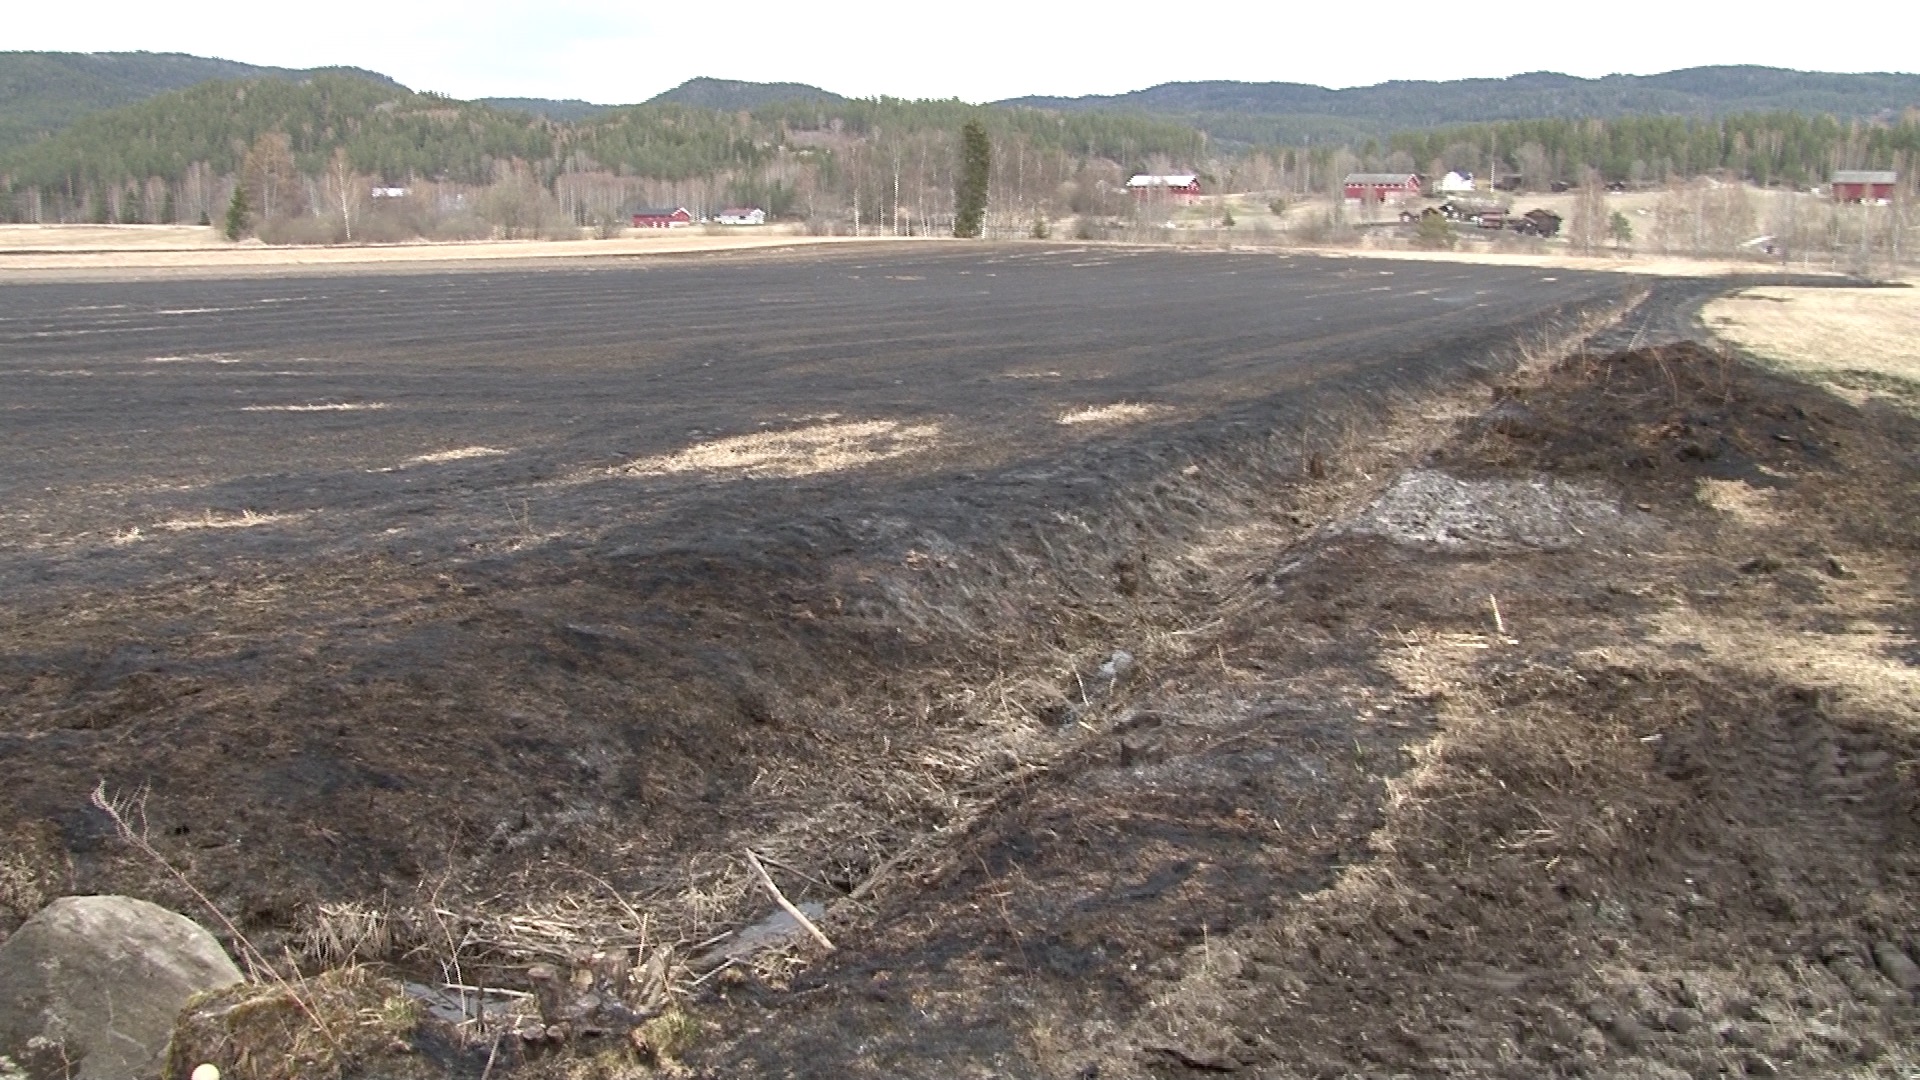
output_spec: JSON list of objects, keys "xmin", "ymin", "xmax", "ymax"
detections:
[
  {"xmin": 223, "ymin": 183, "xmax": 250, "ymax": 241},
  {"xmin": 954, "ymin": 119, "xmax": 990, "ymax": 238}
]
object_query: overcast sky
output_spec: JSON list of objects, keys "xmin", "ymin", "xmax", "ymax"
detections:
[{"xmin": 11, "ymin": 1, "xmax": 1919, "ymax": 104}]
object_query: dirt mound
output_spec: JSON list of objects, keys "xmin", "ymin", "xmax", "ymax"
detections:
[
  {"xmin": 1099, "ymin": 343, "xmax": 1918, "ymax": 1079},
  {"xmin": 685, "ymin": 340, "xmax": 1920, "ymax": 1078}
]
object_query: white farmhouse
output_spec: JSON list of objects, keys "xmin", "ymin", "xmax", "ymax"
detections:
[
  {"xmin": 714, "ymin": 207, "xmax": 768, "ymax": 226},
  {"xmin": 1126, "ymin": 174, "xmax": 1203, "ymax": 201},
  {"xmin": 1436, "ymin": 171, "xmax": 1476, "ymax": 194}
]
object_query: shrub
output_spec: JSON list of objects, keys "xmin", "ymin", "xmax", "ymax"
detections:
[{"xmin": 1415, "ymin": 211, "xmax": 1457, "ymax": 250}]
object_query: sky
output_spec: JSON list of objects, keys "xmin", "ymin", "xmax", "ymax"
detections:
[{"xmin": 9, "ymin": 0, "xmax": 1919, "ymax": 104}]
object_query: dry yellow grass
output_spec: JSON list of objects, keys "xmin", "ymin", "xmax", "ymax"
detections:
[
  {"xmin": 0, "ymin": 226, "xmax": 923, "ymax": 278},
  {"xmin": 1695, "ymin": 477, "xmax": 1787, "ymax": 527},
  {"xmin": 1303, "ymin": 245, "xmax": 1802, "ymax": 278},
  {"xmin": 1058, "ymin": 403, "xmax": 1164, "ymax": 426},
  {"xmin": 1705, "ymin": 285, "xmax": 1920, "ymax": 407},
  {"xmin": 241, "ymin": 403, "xmax": 389, "ymax": 412},
  {"xmin": 611, "ymin": 419, "xmax": 942, "ymax": 480},
  {"xmin": 155, "ymin": 510, "xmax": 296, "ymax": 532},
  {"xmin": 1641, "ymin": 605, "xmax": 1920, "ymax": 725},
  {"xmin": 403, "ymin": 446, "xmax": 509, "ymax": 466},
  {"xmin": 0, "ymin": 224, "xmax": 231, "ymax": 250}
]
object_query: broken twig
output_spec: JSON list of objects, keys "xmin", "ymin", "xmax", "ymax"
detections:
[{"xmin": 744, "ymin": 849, "xmax": 834, "ymax": 951}]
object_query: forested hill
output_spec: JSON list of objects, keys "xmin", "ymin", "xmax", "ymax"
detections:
[
  {"xmin": 0, "ymin": 76, "xmax": 556, "ymax": 189},
  {"xmin": 0, "ymin": 72, "xmax": 1204, "ymax": 191},
  {"xmin": 0, "ymin": 54, "xmax": 852, "ymax": 150},
  {"xmin": 478, "ymin": 98, "xmax": 614, "ymax": 123},
  {"xmin": 1003, "ymin": 66, "xmax": 1920, "ymax": 145},
  {"xmin": 0, "ymin": 51, "xmax": 401, "ymax": 151},
  {"xmin": 479, "ymin": 78, "xmax": 849, "ymax": 122},
  {"xmin": 647, "ymin": 78, "xmax": 845, "ymax": 110}
]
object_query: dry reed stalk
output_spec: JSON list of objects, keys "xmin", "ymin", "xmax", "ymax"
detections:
[{"xmin": 89, "ymin": 782, "xmax": 340, "ymax": 1048}]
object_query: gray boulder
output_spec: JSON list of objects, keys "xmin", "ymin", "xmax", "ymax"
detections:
[{"xmin": 0, "ymin": 896, "xmax": 244, "ymax": 1080}]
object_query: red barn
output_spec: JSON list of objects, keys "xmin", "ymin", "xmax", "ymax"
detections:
[
  {"xmin": 1831, "ymin": 171, "xmax": 1898, "ymax": 203},
  {"xmin": 1344, "ymin": 173, "xmax": 1421, "ymax": 202},
  {"xmin": 1127, "ymin": 174, "xmax": 1203, "ymax": 202},
  {"xmin": 632, "ymin": 207, "xmax": 694, "ymax": 228}
]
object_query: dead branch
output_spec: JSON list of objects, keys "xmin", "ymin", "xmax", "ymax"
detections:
[
  {"xmin": 743, "ymin": 849, "xmax": 833, "ymax": 951},
  {"xmin": 89, "ymin": 781, "xmax": 339, "ymax": 1047}
]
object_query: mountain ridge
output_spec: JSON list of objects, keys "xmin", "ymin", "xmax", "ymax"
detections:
[
  {"xmin": 645, "ymin": 77, "xmax": 846, "ymax": 110},
  {"xmin": 996, "ymin": 65, "xmax": 1920, "ymax": 145},
  {"xmin": 0, "ymin": 51, "xmax": 403, "ymax": 150},
  {"xmin": 4, "ymin": 54, "xmax": 1918, "ymax": 161}
]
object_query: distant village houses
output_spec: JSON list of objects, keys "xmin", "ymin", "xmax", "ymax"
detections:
[
  {"xmin": 1127, "ymin": 174, "xmax": 1203, "ymax": 202},
  {"xmin": 631, "ymin": 207, "xmax": 693, "ymax": 228},
  {"xmin": 1830, "ymin": 171, "xmax": 1898, "ymax": 204},
  {"xmin": 713, "ymin": 207, "xmax": 767, "ymax": 226},
  {"xmin": 1344, "ymin": 173, "xmax": 1422, "ymax": 203}
]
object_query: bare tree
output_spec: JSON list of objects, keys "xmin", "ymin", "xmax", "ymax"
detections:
[
  {"xmin": 1568, "ymin": 168, "xmax": 1608, "ymax": 255},
  {"xmin": 325, "ymin": 149, "xmax": 364, "ymax": 243},
  {"xmin": 479, "ymin": 160, "xmax": 571, "ymax": 240},
  {"xmin": 242, "ymin": 132, "xmax": 301, "ymax": 223}
]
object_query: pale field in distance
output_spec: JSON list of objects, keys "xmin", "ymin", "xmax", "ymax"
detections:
[
  {"xmin": 0, "ymin": 222, "xmax": 893, "ymax": 275},
  {"xmin": 1705, "ymin": 283, "xmax": 1920, "ymax": 410},
  {"xmin": 0, "ymin": 223, "xmax": 233, "ymax": 249}
]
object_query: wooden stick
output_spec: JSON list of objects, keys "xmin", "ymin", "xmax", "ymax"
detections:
[
  {"xmin": 744, "ymin": 849, "xmax": 834, "ymax": 951},
  {"xmin": 751, "ymin": 849, "xmax": 874, "ymax": 913},
  {"xmin": 684, "ymin": 956, "xmax": 742, "ymax": 989},
  {"xmin": 442, "ymin": 983, "xmax": 533, "ymax": 999}
]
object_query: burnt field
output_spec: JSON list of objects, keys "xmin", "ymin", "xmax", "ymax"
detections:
[
  {"xmin": 0, "ymin": 246, "xmax": 1618, "ymax": 573},
  {"xmin": 0, "ymin": 245, "xmax": 1623, "ymax": 910},
  {"xmin": 18, "ymin": 248, "xmax": 1916, "ymax": 1079}
]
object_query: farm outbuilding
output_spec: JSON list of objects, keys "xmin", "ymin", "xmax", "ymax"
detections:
[
  {"xmin": 1345, "ymin": 173, "xmax": 1422, "ymax": 203},
  {"xmin": 632, "ymin": 207, "xmax": 694, "ymax": 228},
  {"xmin": 1128, "ymin": 175, "xmax": 1203, "ymax": 202},
  {"xmin": 714, "ymin": 207, "xmax": 767, "ymax": 226},
  {"xmin": 1831, "ymin": 171, "xmax": 1898, "ymax": 204}
]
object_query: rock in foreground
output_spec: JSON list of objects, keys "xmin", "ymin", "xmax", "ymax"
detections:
[{"xmin": 0, "ymin": 896, "xmax": 243, "ymax": 1080}]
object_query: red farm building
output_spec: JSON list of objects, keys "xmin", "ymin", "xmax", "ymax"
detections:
[
  {"xmin": 1344, "ymin": 173, "xmax": 1421, "ymax": 202},
  {"xmin": 631, "ymin": 207, "xmax": 694, "ymax": 228},
  {"xmin": 1831, "ymin": 171, "xmax": 1898, "ymax": 204},
  {"xmin": 1127, "ymin": 174, "xmax": 1203, "ymax": 202}
]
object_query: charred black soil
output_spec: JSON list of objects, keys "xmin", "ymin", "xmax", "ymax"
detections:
[
  {"xmin": 0, "ymin": 246, "xmax": 1622, "ymax": 920},
  {"xmin": 5, "ymin": 248, "xmax": 1913, "ymax": 1080}
]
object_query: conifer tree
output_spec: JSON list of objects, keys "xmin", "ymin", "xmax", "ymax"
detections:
[
  {"xmin": 1608, "ymin": 211, "xmax": 1633, "ymax": 249},
  {"xmin": 954, "ymin": 120, "xmax": 989, "ymax": 238},
  {"xmin": 223, "ymin": 183, "xmax": 249, "ymax": 241}
]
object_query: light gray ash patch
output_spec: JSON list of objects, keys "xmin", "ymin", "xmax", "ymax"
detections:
[{"xmin": 1346, "ymin": 469, "xmax": 1650, "ymax": 552}]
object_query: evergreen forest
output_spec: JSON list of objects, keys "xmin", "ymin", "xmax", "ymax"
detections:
[{"xmin": 0, "ymin": 60, "xmax": 1913, "ymax": 247}]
